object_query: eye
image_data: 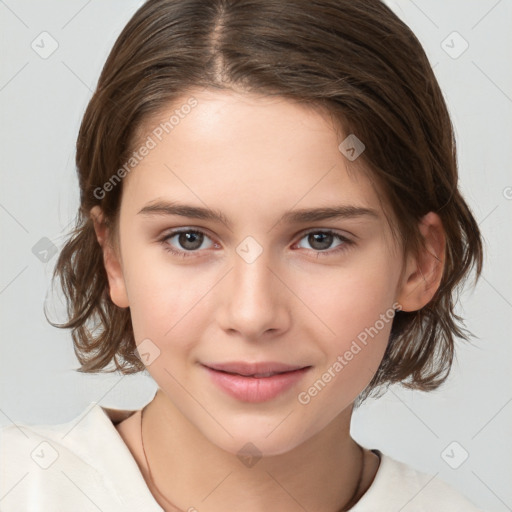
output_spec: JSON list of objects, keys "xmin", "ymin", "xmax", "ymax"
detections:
[
  {"xmin": 159, "ymin": 229, "xmax": 216, "ymax": 257},
  {"xmin": 159, "ymin": 228, "xmax": 354, "ymax": 259},
  {"xmin": 295, "ymin": 229, "xmax": 353, "ymax": 256}
]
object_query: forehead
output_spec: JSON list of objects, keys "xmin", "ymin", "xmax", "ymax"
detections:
[{"xmin": 121, "ymin": 89, "xmax": 381, "ymax": 224}]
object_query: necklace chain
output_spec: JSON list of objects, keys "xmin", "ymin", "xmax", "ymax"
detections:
[{"xmin": 140, "ymin": 404, "xmax": 365, "ymax": 512}]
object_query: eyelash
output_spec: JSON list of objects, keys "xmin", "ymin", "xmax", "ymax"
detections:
[{"xmin": 158, "ymin": 228, "xmax": 354, "ymax": 259}]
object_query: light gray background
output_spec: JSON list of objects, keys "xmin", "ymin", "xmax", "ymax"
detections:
[{"xmin": 1, "ymin": 1, "xmax": 511, "ymax": 510}]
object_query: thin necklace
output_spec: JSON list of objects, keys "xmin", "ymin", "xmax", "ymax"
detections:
[{"xmin": 140, "ymin": 405, "xmax": 365, "ymax": 512}]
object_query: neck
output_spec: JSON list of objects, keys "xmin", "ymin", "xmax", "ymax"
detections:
[{"xmin": 138, "ymin": 389, "xmax": 370, "ymax": 512}]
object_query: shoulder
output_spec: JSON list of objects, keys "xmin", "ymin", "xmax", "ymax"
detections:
[
  {"xmin": 0, "ymin": 403, "xmax": 162, "ymax": 512},
  {"xmin": 353, "ymin": 449, "xmax": 485, "ymax": 512}
]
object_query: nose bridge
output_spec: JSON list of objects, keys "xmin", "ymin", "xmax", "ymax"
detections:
[{"xmin": 220, "ymin": 236, "xmax": 288, "ymax": 337}]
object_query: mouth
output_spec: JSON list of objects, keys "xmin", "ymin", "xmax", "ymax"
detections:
[
  {"xmin": 202, "ymin": 361, "xmax": 310, "ymax": 377},
  {"xmin": 201, "ymin": 361, "xmax": 312, "ymax": 403}
]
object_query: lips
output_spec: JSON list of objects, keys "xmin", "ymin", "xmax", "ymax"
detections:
[
  {"xmin": 202, "ymin": 361, "xmax": 312, "ymax": 403},
  {"xmin": 203, "ymin": 361, "xmax": 309, "ymax": 377}
]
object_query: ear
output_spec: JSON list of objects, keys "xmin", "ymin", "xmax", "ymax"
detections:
[
  {"xmin": 90, "ymin": 206, "xmax": 130, "ymax": 308},
  {"xmin": 396, "ymin": 212, "xmax": 446, "ymax": 312}
]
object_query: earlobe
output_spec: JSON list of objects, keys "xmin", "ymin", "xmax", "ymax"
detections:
[
  {"xmin": 397, "ymin": 212, "xmax": 446, "ymax": 312},
  {"xmin": 90, "ymin": 206, "xmax": 130, "ymax": 309}
]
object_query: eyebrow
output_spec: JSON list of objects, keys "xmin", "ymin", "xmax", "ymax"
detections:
[{"xmin": 137, "ymin": 200, "xmax": 379, "ymax": 229}]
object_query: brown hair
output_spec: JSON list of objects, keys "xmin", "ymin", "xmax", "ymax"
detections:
[{"xmin": 47, "ymin": 0, "xmax": 483, "ymax": 405}]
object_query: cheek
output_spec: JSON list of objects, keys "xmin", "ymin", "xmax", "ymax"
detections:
[
  {"xmin": 293, "ymin": 253, "xmax": 399, "ymax": 396},
  {"xmin": 297, "ymin": 253, "xmax": 399, "ymax": 345},
  {"xmin": 122, "ymin": 246, "xmax": 206, "ymax": 344}
]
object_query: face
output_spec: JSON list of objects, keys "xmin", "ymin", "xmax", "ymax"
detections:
[{"xmin": 99, "ymin": 89, "xmax": 416, "ymax": 456}]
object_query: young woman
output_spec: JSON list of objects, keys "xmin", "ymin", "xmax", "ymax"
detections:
[{"xmin": 1, "ymin": 1, "xmax": 484, "ymax": 510}]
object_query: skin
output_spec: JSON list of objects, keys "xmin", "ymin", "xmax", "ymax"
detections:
[{"xmin": 91, "ymin": 88, "xmax": 445, "ymax": 512}]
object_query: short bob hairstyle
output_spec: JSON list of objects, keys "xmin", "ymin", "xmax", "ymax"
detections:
[{"xmin": 48, "ymin": 0, "xmax": 483, "ymax": 405}]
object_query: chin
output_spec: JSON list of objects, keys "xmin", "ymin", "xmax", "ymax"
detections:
[
  {"xmin": 218, "ymin": 432, "xmax": 303, "ymax": 459},
  {"xmin": 199, "ymin": 415, "xmax": 313, "ymax": 459}
]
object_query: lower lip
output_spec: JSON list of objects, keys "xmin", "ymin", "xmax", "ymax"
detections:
[{"xmin": 203, "ymin": 366, "xmax": 311, "ymax": 403}]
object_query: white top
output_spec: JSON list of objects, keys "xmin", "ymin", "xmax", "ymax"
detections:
[{"xmin": 0, "ymin": 402, "xmax": 483, "ymax": 512}]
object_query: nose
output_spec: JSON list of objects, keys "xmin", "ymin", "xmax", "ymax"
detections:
[{"xmin": 217, "ymin": 245, "xmax": 291, "ymax": 341}]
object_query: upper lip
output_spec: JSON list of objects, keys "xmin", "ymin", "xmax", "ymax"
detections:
[{"xmin": 203, "ymin": 361, "xmax": 310, "ymax": 377}]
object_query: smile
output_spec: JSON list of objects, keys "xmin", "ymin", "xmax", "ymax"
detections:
[{"xmin": 201, "ymin": 362, "xmax": 311, "ymax": 403}]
